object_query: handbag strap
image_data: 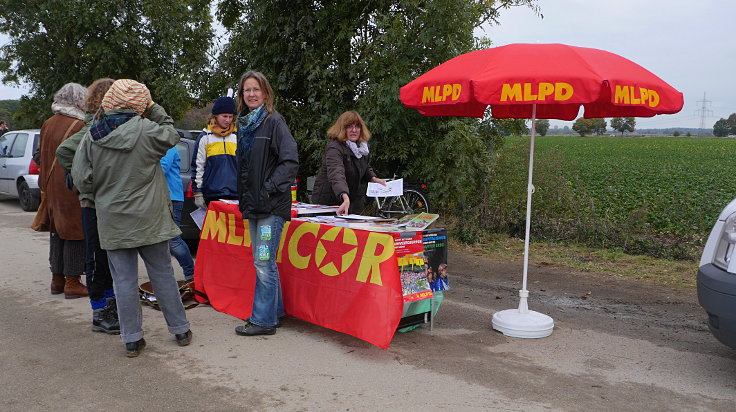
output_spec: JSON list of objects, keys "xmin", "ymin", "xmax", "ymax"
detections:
[{"xmin": 42, "ymin": 119, "xmax": 81, "ymax": 187}]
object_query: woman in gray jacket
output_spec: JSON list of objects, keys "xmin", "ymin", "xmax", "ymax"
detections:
[{"xmin": 72, "ymin": 79, "xmax": 191, "ymax": 357}]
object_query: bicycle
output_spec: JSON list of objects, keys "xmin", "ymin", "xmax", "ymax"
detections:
[
  {"xmin": 305, "ymin": 175, "xmax": 431, "ymax": 218},
  {"xmin": 368, "ymin": 178, "xmax": 431, "ymax": 218}
]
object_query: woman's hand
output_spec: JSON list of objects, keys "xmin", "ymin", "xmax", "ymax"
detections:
[
  {"xmin": 371, "ymin": 177, "xmax": 387, "ymax": 186},
  {"xmin": 337, "ymin": 193, "xmax": 350, "ymax": 216}
]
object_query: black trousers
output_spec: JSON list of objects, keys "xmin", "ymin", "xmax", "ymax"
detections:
[{"xmin": 81, "ymin": 207, "xmax": 113, "ymax": 301}]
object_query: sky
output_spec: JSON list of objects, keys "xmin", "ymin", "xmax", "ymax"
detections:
[
  {"xmin": 1, "ymin": 1, "xmax": 733, "ymax": 130},
  {"xmin": 481, "ymin": 0, "xmax": 735, "ymax": 130}
]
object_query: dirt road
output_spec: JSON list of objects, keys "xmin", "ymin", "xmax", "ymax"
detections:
[{"xmin": 0, "ymin": 198, "xmax": 733, "ymax": 411}]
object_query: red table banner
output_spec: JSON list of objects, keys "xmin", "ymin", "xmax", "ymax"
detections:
[{"xmin": 193, "ymin": 201, "xmax": 405, "ymax": 348}]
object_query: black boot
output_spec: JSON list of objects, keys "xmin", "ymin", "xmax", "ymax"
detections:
[
  {"xmin": 106, "ymin": 297, "xmax": 119, "ymax": 320},
  {"xmin": 125, "ymin": 338, "xmax": 146, "ymax": 358},
  {"xmin": 92, "ymin": 305, "xmax": 120, "ymax": 334}
]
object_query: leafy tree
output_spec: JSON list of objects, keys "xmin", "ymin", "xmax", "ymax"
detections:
[
  {"xmin": 535, "ymin": 119, "xmax": 550, "ymax": 136},
  {"xmin": 215, "ymin": 0, "xmax": 540, "ymax": 211},
  {"xmin": 572, "ymin": 118, "xmax": 591, "ymax": 136},
  {"xmin": 610, "ymin": 117, "xmax": 636, "ymax": 136},
  {"xmin": 0, "ymin": 99, "xmax": 19, "ymax": 129},
  {"xmin": 713, "ymin": 118, "xmax": 730, "ymax": 137},
  {"xmin": 672, "ymin": 130, "xmax": 680, "ymax": 137},
  {"xmin": 0, "ymin": 0, "xmax": 214, "ymax": 126},
  {"xmin": 727, "ymin": 113, "xmax": 736, "ymax": 135},
  {"xmin": 590, "ymin": 118, "xmax": 607, "ymax": 136}
]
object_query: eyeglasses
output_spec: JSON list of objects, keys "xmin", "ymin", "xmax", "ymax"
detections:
[
  {"xmin": 346, "ymin": 124, "xmax": 361, "ymax": 130},
  {"xmin": 243, "ymin": 87, "xmax": 261, "ymax": 95}
]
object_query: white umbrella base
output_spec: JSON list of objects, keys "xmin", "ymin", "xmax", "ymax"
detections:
[{"xmin": 492, "ymin": 309, "xmax": 554, "ymax": 338}]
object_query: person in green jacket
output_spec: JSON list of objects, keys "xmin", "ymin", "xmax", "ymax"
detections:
[
  {"xmin": 56, "ymin": 77, "xmax": 119, "ymax": 335},
  {"xmin": 72, "ymin": 79, "xmax": 192, "ymax": 358}
]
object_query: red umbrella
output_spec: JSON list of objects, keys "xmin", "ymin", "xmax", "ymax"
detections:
[
  {"xmin": 400, "ymin": 43, "xmax": 683, "ymax": 120},
  {"xmin": 400, "ymin": 43, "xmax": 683, "ymax": 338}
]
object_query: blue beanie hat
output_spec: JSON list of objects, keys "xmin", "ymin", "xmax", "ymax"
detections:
[{"xmin": 211, "ymin": 96, "xmax": 236, "ymax": 115}]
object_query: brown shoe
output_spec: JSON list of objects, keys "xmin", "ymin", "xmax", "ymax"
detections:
[
  {"xmin": 50, "ymin": 273, "xmax": 65, "ymax": 295},
  {"xmin": 64, "ymin": 275, "xmax": 88, "ymax": 299}
]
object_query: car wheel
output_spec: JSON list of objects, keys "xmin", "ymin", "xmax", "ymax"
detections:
[{"xmin": 18, "ymin": 180, "xmax": 40, "ymax": 212}]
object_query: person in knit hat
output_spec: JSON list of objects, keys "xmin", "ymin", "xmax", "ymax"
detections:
[
  {"xmin": 191, "ymin": 96, "xmax": 238, "ymax": 209},
  {"xmin": 37, "ymin": 82, "xmax": 89, "ymax": 299},
  {"xmin": 72, "ymin": 79, "xmax": 192, "ymax": 357}
]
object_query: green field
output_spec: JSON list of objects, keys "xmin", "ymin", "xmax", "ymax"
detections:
[{"xmin": 498, "ymin": 136, "xmax": 736, "ymax": 259}]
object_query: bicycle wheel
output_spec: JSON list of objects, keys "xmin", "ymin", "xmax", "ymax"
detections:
[
  {"xmin": 402, "ymin": 189, "xmax": 430, "ymax": 213},
  {"xmin": 381, "ymin": 189, "xmax": 430, "ymax": 217}
]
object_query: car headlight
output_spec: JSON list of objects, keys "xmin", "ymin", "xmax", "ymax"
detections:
[{"xmin": 713, "ymin": 212, "xmax": 736, "ymax": 271}]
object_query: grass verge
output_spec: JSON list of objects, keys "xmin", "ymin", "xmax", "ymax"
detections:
[{"xmin": 453, "ymin": 234, "xmax": 698, "ymax": 289}]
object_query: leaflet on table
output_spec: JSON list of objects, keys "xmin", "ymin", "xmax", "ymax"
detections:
[
  {"xmin": 394, "ymin": 213, "xmax": 440, "ymax": 230},
  {"xmin": 367, "ymin": 178, "xmax": 403, "ymax": 197},
  {"xmin": 292, "ymin": 202, "xmax": 340, "ymax": 215},
  {"xmin": 298, "ymin": 216, "xmax": 348, "ymax": 225},
  {"xmin": 334, "ymin": 214, "xmax": 384, "ymax": 220}
]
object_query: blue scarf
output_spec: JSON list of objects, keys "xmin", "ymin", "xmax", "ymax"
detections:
[
  {"xmin": 237, "ymin": 104, "xmax": 268, "ymax": 160},
  {"xmin": 89, "ymin": 112, "xmax": 137, "ymax": 141}
]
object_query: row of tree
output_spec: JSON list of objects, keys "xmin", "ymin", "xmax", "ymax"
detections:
[
  {"xmin": 534, "ymin": 117, "xmax": 636, "ymax": 136},
  {"xmin": 713, "ymin": 114, "xmax": 736, "ymax": 137},
  {"xmin": 0, "ymin": 0, "xmax": 540, "ymax": 213}
]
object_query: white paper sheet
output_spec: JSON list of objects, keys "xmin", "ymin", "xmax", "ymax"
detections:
[
  {"xmin": 335, "ymin": 214, "xmax": 383, "ymax": 220},
  {"xmin": 189, "ymin": 208, "xmax": 207, "ymax": 230},
  {"xmin": 367, "ymin": 178, "xmax": 403, "ymax": 197}
]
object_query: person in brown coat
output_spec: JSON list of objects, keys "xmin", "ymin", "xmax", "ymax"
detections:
[
  {"xmin": 38, "ymin": 82, "xmax": 88, "ymax": 298},
  {"xmin": 311, "ymin": 111, "xmax": 386, "ymax": 215}
]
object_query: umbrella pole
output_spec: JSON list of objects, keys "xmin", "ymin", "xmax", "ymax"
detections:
[
  {"xmin": 491, "ymin": 103, "xmax": 554, "ymax": 338},
  {"xmin": 519, "ymin": 104, "xmax": 537, "ymax": 314}
]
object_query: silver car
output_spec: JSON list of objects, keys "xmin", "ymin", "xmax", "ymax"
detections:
[{"xmin": 0, "ymin": 129, "xmax": 41, "ymax": 211}]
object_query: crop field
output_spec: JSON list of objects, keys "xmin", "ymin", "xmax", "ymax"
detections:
[{"xmin": 501, "ymin": 136, "xmax": 736, "ymax": 258}]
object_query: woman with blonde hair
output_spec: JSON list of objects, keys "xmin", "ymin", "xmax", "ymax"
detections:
[
  {"xmin": 233, "ymin": 71, "xmax": 299, "ymax": 337},
  {"xmin": 311, "ymin": 111, "xmax": 386, "ymax": 215}
]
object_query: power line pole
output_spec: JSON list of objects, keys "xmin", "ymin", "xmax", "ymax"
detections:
[{"xmin": 695, "ymin": 92, "xmax": 713, "ymax": 130}]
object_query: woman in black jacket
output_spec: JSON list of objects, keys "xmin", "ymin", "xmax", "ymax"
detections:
[
  {"xmin": 234, "ymin": 71, "xmax": 299, "ymax": 337},
  {"xmin": 311, "ymin": 111, "xmax": 386, "ymax": 215}
]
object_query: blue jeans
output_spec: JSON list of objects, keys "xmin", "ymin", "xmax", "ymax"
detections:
[
  {"xmin": 248, "ymin": 215, "xmax": 285, "ymax": 328},
  {"xmin": 169, "ymin": 201, "xmax": 194, "ymax": 281}
]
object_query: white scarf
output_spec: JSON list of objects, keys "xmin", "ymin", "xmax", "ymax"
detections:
[
  {"xmin": 51, "ymin": 102, "xmax": 85, "ymax": 120},
  {"xmin": 346, "ymin": 140, "xmax": 369, "ymax": 159}
]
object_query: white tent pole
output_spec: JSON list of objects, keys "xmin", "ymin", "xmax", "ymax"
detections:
[{"xmin": 519, "ymin": 104, "xmax": 537, "ymax": 314}]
